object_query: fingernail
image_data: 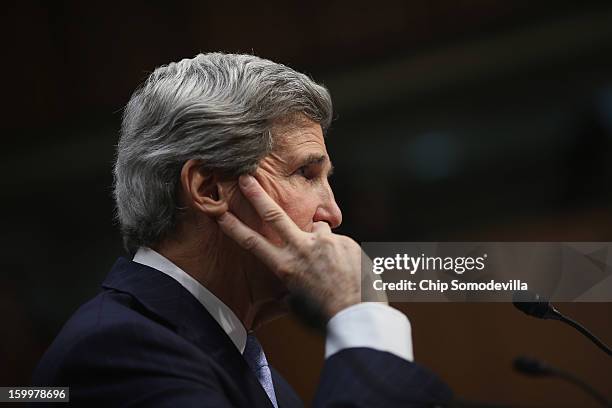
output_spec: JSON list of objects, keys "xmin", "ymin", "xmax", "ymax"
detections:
[{"xmin": 239, "ymin": 174, "xmax": 253, "ymax": 187}]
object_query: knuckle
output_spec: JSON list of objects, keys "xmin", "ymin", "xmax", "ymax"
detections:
[
  {"xmin": 275, "ymin": 261, "xmax": 293, "ymax": 279},
  {"xmin": 340, "ymin": 235, "xmax": 358, "ymax": 247},
  {"xmin": 318, "ymin": 233, "xmax": 335, "ymax": 246},
  {"xmin": 261, "ymin": 207, "xmax": 284, "ymax": 224},
  {"xmin": 313, "ymin": 221, "xmax": 330, "ymax": 233},
  {"xmin": 313, "ymin": 228, "xmax": 327, "ymax": 239},
  {"xmin": 240, "ymin": 234, "xmax": 259, "ymax": 251},
  {"xmin": 295, "ymin": 236, "xmax": 315, "ymax": 256},
  {"xmin": 313, "ymin": 235, "xmax": 334, "ymax": 252}
]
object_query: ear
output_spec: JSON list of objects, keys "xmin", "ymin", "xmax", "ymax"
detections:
[{"xmin": 179, "ymin": 159, "xmax": 228, "ymax": 218}]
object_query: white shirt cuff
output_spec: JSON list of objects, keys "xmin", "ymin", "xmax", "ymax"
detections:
[{"xmin": 325, "ymin": 302, "xmax": 414, "ymax": 362}]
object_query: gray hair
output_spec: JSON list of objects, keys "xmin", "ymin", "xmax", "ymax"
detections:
[{"xmin": 113, "ymin": 53, "xmax": 333, "ymax": 252}]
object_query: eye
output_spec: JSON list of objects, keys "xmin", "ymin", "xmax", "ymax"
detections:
[{"xmin": 295, "ymin": 165, "xmax": 316, "ymax": 181}]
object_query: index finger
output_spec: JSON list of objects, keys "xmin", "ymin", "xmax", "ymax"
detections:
[
  {"xmin": 238, "ymin": 174, "xmax": 303, "ymax": 243},
  {"xmin": 216, "ymin": 210, "xmax": 283, "ymax": 272}
]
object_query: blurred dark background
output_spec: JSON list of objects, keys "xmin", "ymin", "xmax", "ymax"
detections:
[{"xmin": 2, "ymin": 1, "xmax": 612, "ymax": 406}]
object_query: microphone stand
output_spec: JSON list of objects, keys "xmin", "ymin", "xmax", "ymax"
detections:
[
  {"xmin": 513, "ymin": 291, "xmax": 612, "ymax": 356},
  {"xmin": 556, "ymin": 313, "xmax": 612, "ymax": 356}
]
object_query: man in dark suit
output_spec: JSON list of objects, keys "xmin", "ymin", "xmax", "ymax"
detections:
[{"xmin": 33, "ymin": 53, "xmax": 452, "ymax": 407}]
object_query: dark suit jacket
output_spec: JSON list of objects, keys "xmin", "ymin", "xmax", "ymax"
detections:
[{"xmin": 33, "ymin": 257, "xmax": 452, "ymax": 407}]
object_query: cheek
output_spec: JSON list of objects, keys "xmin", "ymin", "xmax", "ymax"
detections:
[
  {"xmin": 255, "ymin": 188, "xmax": 307, "ymax": 243},
  {"xmin": 274, "ymin": 189, "xmax": 319, "ymax": 232},
  {"xmin": 228, "ymin": 177, "xmax": 320, "ymax": 242}
]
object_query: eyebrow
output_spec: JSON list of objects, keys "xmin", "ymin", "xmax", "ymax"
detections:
[{"xmin": 298, "ymin": 154, "xmax": 335, "ymax": 176}]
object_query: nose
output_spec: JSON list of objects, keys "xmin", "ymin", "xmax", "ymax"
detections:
[{"xmin": 313, "ymin": 186, "xmax": 343, "ymax": 229}]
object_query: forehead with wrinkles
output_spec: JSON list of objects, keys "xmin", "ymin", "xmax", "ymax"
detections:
[{"xmin": 270, "ymin": 117, "xmax": 326, "ymax": 157}]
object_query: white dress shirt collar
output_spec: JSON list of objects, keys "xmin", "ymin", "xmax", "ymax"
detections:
[{"xmin": 133, "ymin": 247, "xmax": 247, "ymax": 354}]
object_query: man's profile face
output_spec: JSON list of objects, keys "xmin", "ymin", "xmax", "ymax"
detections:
[
  {"xmin": 219, "ymin": 116, "xmax": 342, "ymax": 318},
  {"xmin": 227, "ymin": 117, "xmax": 343, "ymax": 243}
]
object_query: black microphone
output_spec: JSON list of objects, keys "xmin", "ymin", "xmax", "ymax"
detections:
[
  {"xmin": 512, "ymin": 291, "xmax": 612, "ymax": 356},
  {"xmin": 514, "ymin": 356, "xmax": 611, "ymax": 407},
  {"xmin": 512, "ymin": 291, "xmax": 560, "ymax": 320},
  {"xmin": 513, "ymin": 355, "xmax": 553, "ymax": 376}
]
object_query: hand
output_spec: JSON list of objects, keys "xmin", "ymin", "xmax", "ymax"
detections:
[{"xmin": 216, "ymin": 174, "xmax": 387, "ymax": 319}]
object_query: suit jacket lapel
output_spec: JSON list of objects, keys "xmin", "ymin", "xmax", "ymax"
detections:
[{"xmin": 102, "ymin": 257, "xmax": 275, "ymax": 408}]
